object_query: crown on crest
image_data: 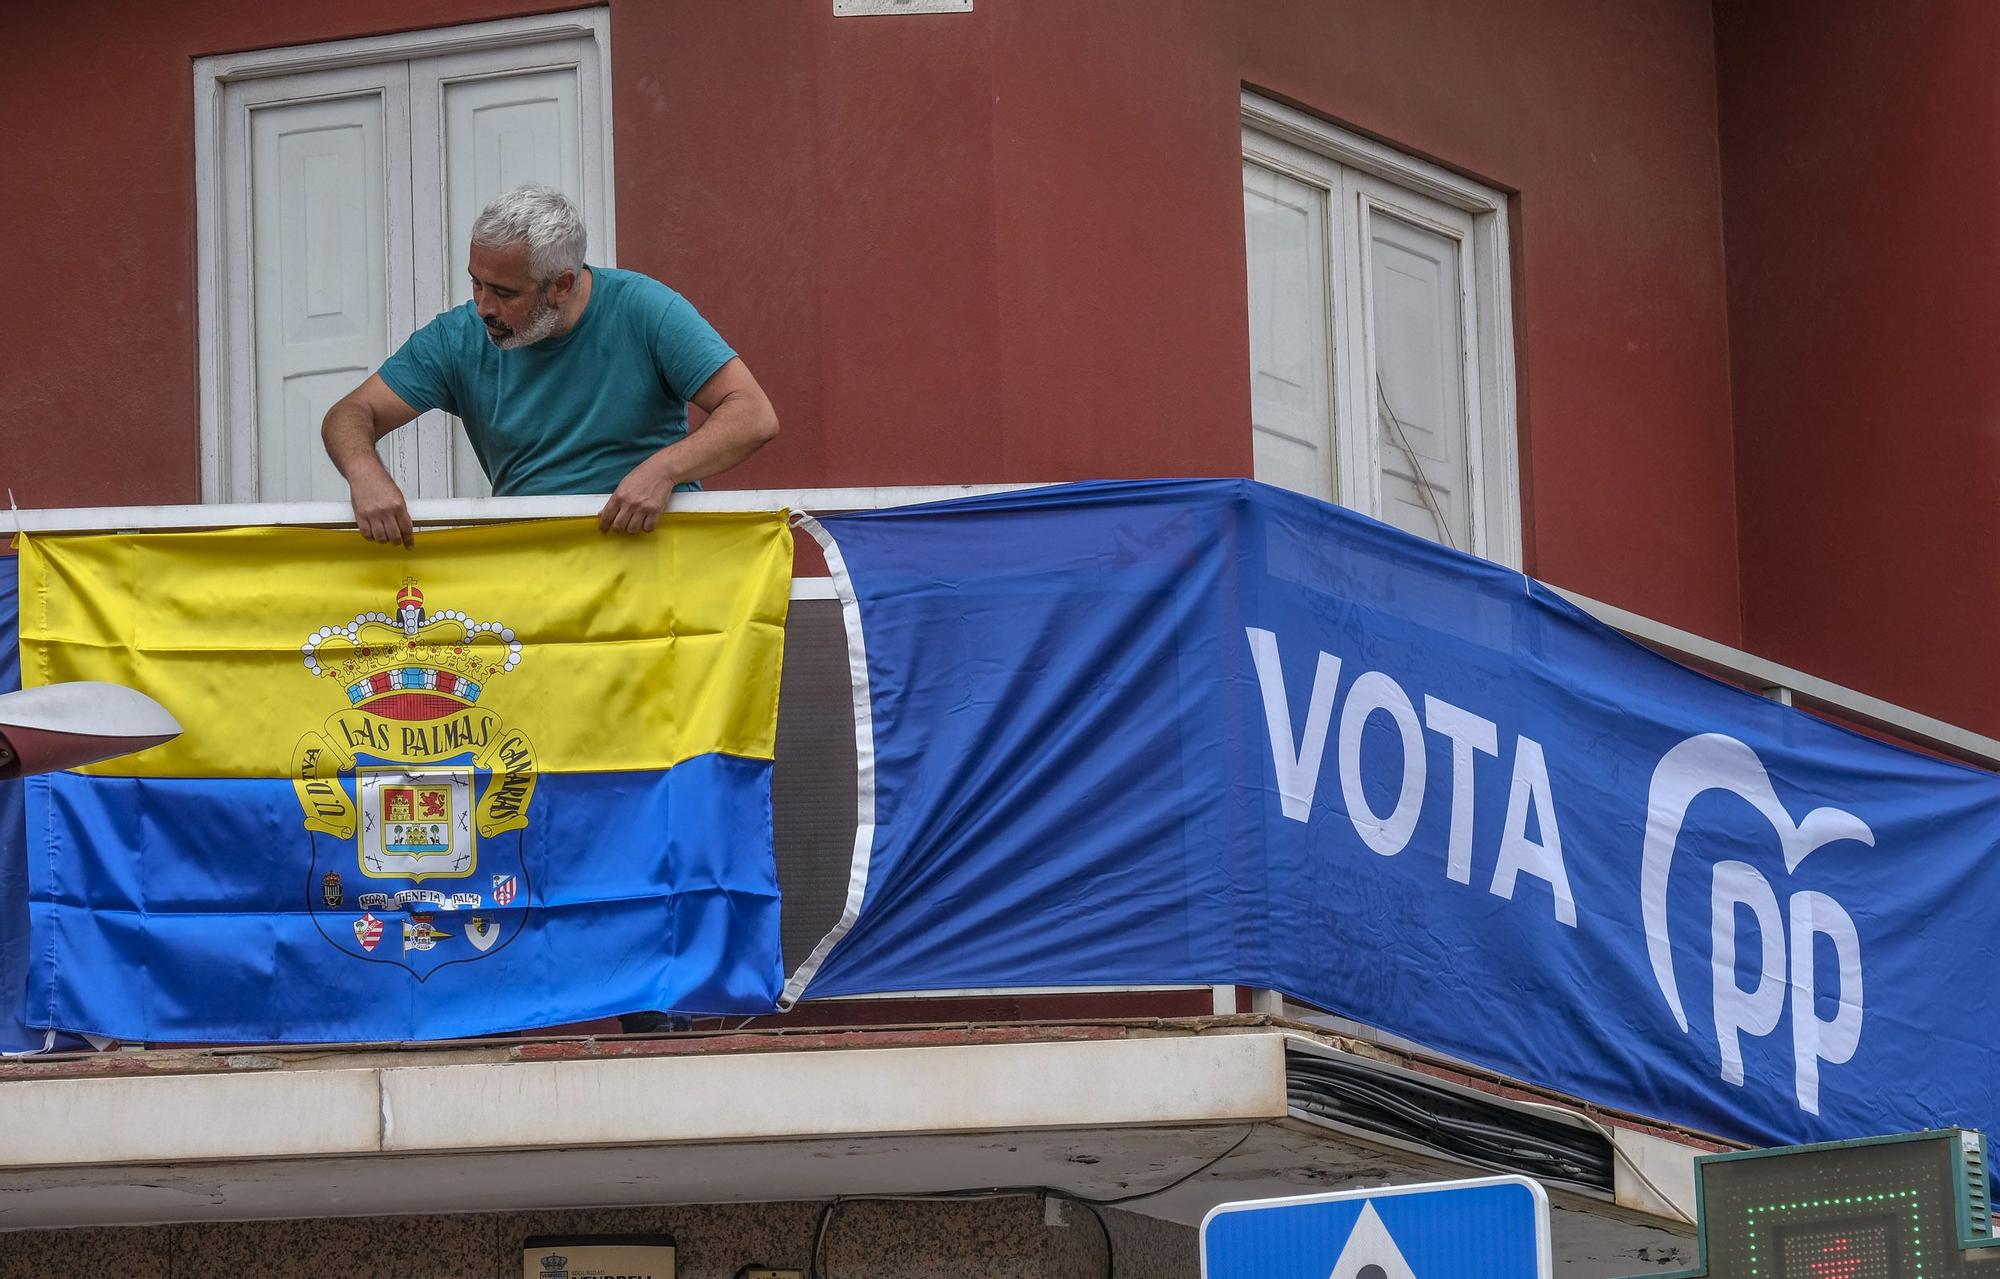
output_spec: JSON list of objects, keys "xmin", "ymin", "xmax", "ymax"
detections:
[{"xmin": 302, "ymin": 578, "xmax": 521, "ymax": 719}]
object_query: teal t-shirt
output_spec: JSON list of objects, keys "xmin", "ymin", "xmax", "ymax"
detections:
[{"xmin": 378, "ymin": 266, "xmax": 737, "ymax": 497}]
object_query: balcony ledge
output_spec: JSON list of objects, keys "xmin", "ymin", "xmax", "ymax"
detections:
[{"xmin": 0, "ymin": 1019, "xmax": 1710, "ymax": 1273}]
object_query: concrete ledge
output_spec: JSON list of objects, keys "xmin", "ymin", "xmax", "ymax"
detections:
[
  {"xmin": 0, "ymin": 1027, "xmax": 1708, "ymax": 1256},
  {"xmin": 0, "ymin": 1032, "xmax": 1290, "ymax": 1171},
  {"xmin": 381, "ymin": 1033, "xmax": 1289, "ymax": 1152},
  {"xmin": 3, "ymin": 1067, "xmax": 382, "ymax": 1167}
]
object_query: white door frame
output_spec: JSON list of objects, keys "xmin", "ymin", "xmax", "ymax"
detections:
[
  {"xmin": 1241, "ymin": 91, "xmax": 1521, "ymax": 569},
  {"xmin": 193, "ymin": 8, "xmax": 616, "ymax": 502}
]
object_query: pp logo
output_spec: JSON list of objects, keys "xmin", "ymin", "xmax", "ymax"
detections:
[{"xmin": 1641, "ymin": 734, "xmax": 1873, "ymax": 1115}]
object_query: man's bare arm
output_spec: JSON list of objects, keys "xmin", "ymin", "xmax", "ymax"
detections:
[
  {"xmin": 599, "ymin": 357, "xmax": 781, "ymax": 533},
  {"xmin": 322, "ymin": 374, "xmax": 423, "ymax": 547}
]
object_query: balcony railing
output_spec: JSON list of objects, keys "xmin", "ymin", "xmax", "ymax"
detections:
[{"xmin": 10, "ymin": 483, "xmax": 1994, "ymax": 1025}]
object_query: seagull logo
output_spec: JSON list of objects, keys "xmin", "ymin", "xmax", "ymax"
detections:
[{"xmin": 1641, "ymin": 733, "xmax": 1873, "ymax": 1114}]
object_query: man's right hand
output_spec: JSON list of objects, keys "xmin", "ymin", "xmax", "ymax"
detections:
[
  {"xmin": 322, "ymin": 374, "xmax": 424, "ymax": 548},
  {"xmin": 350, "ymin": 470, "xmax": 415, "ymax": 548}
]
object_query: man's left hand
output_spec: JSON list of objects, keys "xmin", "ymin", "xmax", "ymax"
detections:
[
  {"xmin": 599, "ymin": 455, "xmax": 678, "ymax": 533},
  {"xmin": 596, "ymin": 358, "xmax": 779, "ymax": 533}
]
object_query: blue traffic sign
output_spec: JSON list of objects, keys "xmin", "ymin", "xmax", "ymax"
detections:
[{"xmin": 1201, "ymin": 1175, "xmax": 1551, "ymax": 1279}]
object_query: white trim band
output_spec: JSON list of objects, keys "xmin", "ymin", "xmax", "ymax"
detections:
[
  {"xmin": 5, "ymin": 484, "xmax": 1054, "ymax": 536},
  {"xmin": 778, "ymin": 513, "xmax": 879, "ymax": 1007}
]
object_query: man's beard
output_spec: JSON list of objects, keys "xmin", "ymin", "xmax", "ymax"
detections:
[{"xmin": 485, "ymin": 293, "xmax": 562, "ymax": 349}]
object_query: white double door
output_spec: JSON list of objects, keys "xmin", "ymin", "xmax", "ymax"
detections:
[
  {"xmin": 219, "ymin": 35, "xmax": 610, "ymax": 503},
  {"xmin": 1244, "ymin": 155, "xmax": 1484, "ymax": 554}
]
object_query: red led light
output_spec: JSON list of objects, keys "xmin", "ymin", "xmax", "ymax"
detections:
[
  {"xmin": 1780, "ymin": 1221, "xmax": 1897, "ymax": 1279},
  {"xmin": 1810, "ymin": 1235, "xmax": 1865, "ymax": 1279}
]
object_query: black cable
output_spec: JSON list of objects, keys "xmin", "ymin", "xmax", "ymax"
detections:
[
  {"xmin": 812, "ymin": 1191, "xmax": 1119, "ymax": 1279},
  {"xmin": 1287, "ymin": 1082, "xmax": 1599, "ymax": 1180},
  {"xmin": 1077, "ymin": 1198, "xmax": 1116, "ymax": 1279},
  {"xmin": 1069, "ymin": 1123, "xmax": 1257, "ymax": 1205},
  {"xmin": 835, "ymin": 1122, "xmax": 1259, "ymax": 1215},
  {"xmin": 1284, "ymin": 1054, "xmax": 1612, "ymax": 1189},
  {"xmin": 804, "ymin": 1124, "xmax": 1251, "ymax": 1279}
]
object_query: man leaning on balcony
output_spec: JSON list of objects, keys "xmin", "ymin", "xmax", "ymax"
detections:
[
  {"xmin": 318, "ymin": 184, "xmax": 776, "ymax": 1036},
  {"xmin": 321, "ymin": 183, "xmax": 779, "ymax": 547}
]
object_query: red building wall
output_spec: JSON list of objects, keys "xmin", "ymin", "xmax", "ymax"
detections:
[
  {"xmin": 1717, "ymin": 0, "xmax": 2000, "ymax": 733},
  {"xmin": 0, "ymin": 1, "xmax": 1741, "ymax": 639}
]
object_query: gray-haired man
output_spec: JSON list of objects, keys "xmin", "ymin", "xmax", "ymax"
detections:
[{"xmin": 322, "ymin": 184, "xmax": 778, "ymax": 545}]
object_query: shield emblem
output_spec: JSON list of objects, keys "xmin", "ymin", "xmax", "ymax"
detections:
[
  {"xmin": 296, "ymin": 582, "xmax": 537, "ymax": 981},
  {"xmin": 308, "ymin": 759, "xmax": 527, "ymax": 979},
  {"xmin": 466, "ymin": 914, "xmax": 501, "ymax": 952},
  {"xmin": 359, "ymin": 767, "xmax": 474, "ymax": 881}
]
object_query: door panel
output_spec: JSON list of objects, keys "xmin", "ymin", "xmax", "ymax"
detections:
[
  {"xmin": 250, "ymin": 94, "xmax": 397, "ymax": 502},
  {"xmin": 1244, "ymin": 160, "xmax": 1335, "ymax": 503},
  {"xmin": 441, "ymin": 65, "xmax": 582, "ymax": 497},
  {"xmin": 445, "ymin": 66, "xmax": 582, "ymax": 258},
  {"xmin": 237, "ymin": 74, "xmax": 414, "ymax": 503},
  {"xmin": 269, "ymin": 371, "xmax": 372, "ymax": 501},
  {"xmin": 411, "ymin": 40, "xmax": 604, "ymax": 498},
  {"xmin": 1366, "ymin": 205, "xmax": 1470, "ymax": 548},
  {"xmin": 221, "ymin": 62, "xmax": 414, "ymax": 504}
]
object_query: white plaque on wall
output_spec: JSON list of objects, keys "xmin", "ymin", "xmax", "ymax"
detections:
[
  {"xmin": 523, "ymin": 1236, "xmax": 676, "ymax": 1278},
  {"xmin": 834, "ymin": 0, "xmax": 973, "ymax": 14}
]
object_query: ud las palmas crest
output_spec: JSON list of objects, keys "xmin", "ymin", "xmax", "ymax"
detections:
[{"xmin": 292, "ymin": 579, "xmax": 537, "ymax": 978}]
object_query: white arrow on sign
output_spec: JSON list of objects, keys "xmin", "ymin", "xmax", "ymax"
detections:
[{"xmin": 1326, "ymin": 1202, "xmax": 1421, "ymax": 1279}]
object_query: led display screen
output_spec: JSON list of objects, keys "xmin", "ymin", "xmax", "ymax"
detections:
[{"xmin": 1692, "ymin": 1133, "xmax": 1968, "ymax": 1279}]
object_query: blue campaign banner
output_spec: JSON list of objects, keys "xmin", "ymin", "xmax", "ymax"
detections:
[{"xmin": 797, "ymin": 479, "xmax": 2000, "ymax": 1148}]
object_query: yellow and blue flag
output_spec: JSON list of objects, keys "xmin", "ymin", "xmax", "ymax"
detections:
[{"xmin": 16, "ymin": 515, "xmax": 790, "ymax": 1042}]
